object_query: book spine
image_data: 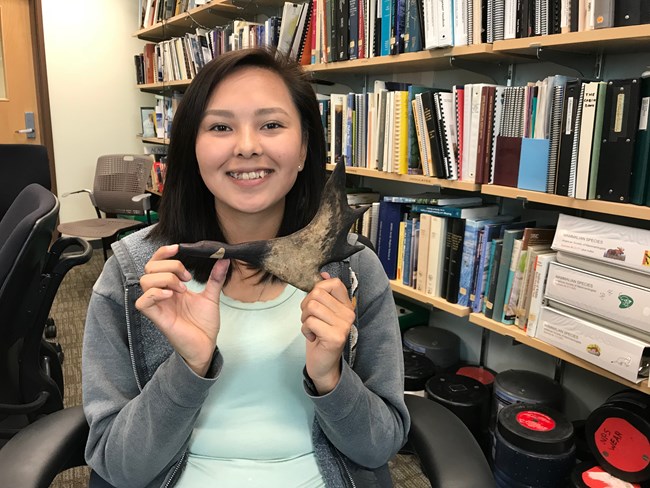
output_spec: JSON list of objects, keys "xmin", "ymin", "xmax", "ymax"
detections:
[{"xmin": 526, "ymin": 253, "xmax": 557, "ymax": 336}]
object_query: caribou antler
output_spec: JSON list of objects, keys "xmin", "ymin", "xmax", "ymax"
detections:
[{"xmin": 177, "ymin": 160, "xmax": 368, "ymax": 291}]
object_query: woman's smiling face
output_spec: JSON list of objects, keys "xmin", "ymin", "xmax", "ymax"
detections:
[{"xmin": 195, "ymin": 66, "xmax": 307, "ymax": 226}]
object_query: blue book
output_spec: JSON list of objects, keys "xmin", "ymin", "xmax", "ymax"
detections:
[
  {"xmin": 482, "ymin": 239, "xmax": 503, "ymax": 314},
  {"xmin": 489, "ymin": 229, "xmax": 525, "ymax": 321},
  {"xmin": 411, "ymin": 204, "xmax": 499, "ymax": 220},
  {"xmin": 402, "ymin": 216, "xmax": 414, "ymax": 286},
  {"xmin": 348, "ymin": 0, "xmax": 359, "ymax": 59},
  {"xmin": 403, "ymin": 0, "xmax": 423, "ymax": 52},
  {"xmin": 471, "ymin": 217, "xmax": 518, "ymax": 312},
  {"xmin": 458, "ymin": 215, "xmax": 516, "ymax": 307},
  {"xmin": 517, "ymin": 138, "xmax": 550, "ymax": 192},
  {"xmin": 381, "ymin": 0, "xmax": 393, "ymax": 56},
  {"xmin": 345, "ymin": 93, "xmax": 355, "ymax": 166},
  {"xmin": 376, "ymin": 201, "xmax": 403, "ymax": 279}
]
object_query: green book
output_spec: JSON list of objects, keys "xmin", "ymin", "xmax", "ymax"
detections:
[{"xmin": 490, "ymin": 228, "xmax": 524, "ymax": 322}]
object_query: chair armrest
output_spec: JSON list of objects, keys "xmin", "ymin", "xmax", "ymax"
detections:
[
  {"xmin": 61, "ymin": 189, "xmax": 97, "ymax": 207},
  {"xmin": 132, "ymin": 193, "xmax": 152, "ymax": 211},
  {"xmin": 404, "ymin": 394, "xmax": 495, "ymax": 488},
  {"xmin": 0, "ymin": 406, "xmax": 89, "ymax": 488}
]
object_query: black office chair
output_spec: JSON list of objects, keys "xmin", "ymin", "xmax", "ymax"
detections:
[
  {"xmin": 0, "ymin": 397, "xmax": 494, "ymax": 488},
  {"xmin": 0, "ymin": 144, "xmax": 52, "ymax": 222},
  {"xmin": 0, "ymin": 184, "xmax": 92, "ymax": 443}
]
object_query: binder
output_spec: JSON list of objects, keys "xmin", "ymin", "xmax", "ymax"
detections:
[
  {"xmin": 555, "ymin": 78, "xmax": 581, "ymax": 196},
  {"xmin": 546, "ymin": 84, "xmax": 565, "ymax": 193},
  {"xmin": 630, "ymin": 72, "xmax": 650, "ymax": 205},
  {"xmin": 593, "ymin": 0, "xmax": 614, "ymax": 28},
  {"xmin": 517, "ymin": 138, "xmax": 550, "ymax": 192},
  {"xmin": 614, "ymin": 0, "xmax": 649, "ymax": 26},
  {"xmin": 595, "ymin": 78, "xmax": 642, "ymax": 203}
]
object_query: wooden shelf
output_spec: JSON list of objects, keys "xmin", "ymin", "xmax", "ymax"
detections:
[
  {"xmin": 469, "ymin": 313, "xmax": 650, "ymax": 394},
  {"xmin": 136, "ymin": 0, "xmax": 245, "ymax": 41},
  {"xmin": 481, "ymin": 184, "xmax": 650, "ymax": 221},
  {"xmin": 328, "ymin": 164, "xmax": 481, "ymax": 191},
  {"xmin": 147, "ymin": 187, "xmax": 163, "ymax": 197},
  {"xmin": 142, "ymin": 137, "xmax": 169, "ymax": 145},
  {"xmin": 305, "ymin": 44, "xmax": 496, "ymax": 75},
  {"xmin": 137, "ymin": 79, "xmax": 189, "ymax": 92},
  {"xmin": 493, "ymin": 25, "xmax": 650, "ymax": 55},
  {"xmin": 391, "ymin": 281, "xmax": 471, "ymax": 317}
]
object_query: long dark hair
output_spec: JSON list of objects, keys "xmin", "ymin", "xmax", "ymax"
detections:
[{"xmin": 149, "ymin": 48, "xmax": 327, "ymax": 282}]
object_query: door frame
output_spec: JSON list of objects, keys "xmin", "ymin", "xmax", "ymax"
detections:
[{"xmin": 27, "ymin": 0, "xmax": 57, "ymax": 194}]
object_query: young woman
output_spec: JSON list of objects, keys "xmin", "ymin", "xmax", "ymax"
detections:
[{"xmin": 82, "ymin": 48, "xmax": 409, "ymax": 488}]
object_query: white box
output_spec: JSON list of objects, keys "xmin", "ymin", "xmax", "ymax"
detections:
[
  {"xmin": 552, "ymin": 214, "xmax": 650, "ymax": 276},
  {"xmin": 545, "ymin": 262, "xmax": 650, "ymax": 336},
  {"xmin": 536, "ymin": 306, "xmax": 650, "ymax": 384}
]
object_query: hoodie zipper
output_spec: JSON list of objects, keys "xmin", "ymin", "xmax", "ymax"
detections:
[
  {"xmin": 335, "ymin": 450, "xmax": 356, "ymax": 488},
  {"xmin": 162, "ymin": 451, "xmax": 187, "ymax": 488},
  {"xmin": 124, "ymin": 285, "xmax": 143, "ymax": 392}
]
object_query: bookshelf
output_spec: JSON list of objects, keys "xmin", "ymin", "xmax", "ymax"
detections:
[{"xmin": 133, "ymin": 3, "xmax": 650, "ymax": 393}]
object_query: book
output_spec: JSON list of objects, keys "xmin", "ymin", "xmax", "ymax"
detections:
[
  {"xmin": 382, "ymin": 193, "xmax": 482, "ymax": 206},
  {"xmin": 444, "ymin": 218, "xmax": 466, "ymax": 304},
  {"xmin": 376, "ymin": 201, "xmax": 403, "ymax": 279},
  {"xmin": 574, "ymin": 81, "xmax": 603, "ymax": 199},
  {"xmin": 489, "ymin": 228, "xmax": 524, "ymax": 321},
  {"xmin": 514, "ymin": 245, "xmax": 553, "ymax": 330},
  {"xmin": 525, "ymin": 252, "xmax": 557, "ymax": 336},
  {"xmin": 555, "ymin": 78, "xmax": 582, "ymax": 196},
  {"xmin": 425, "ymin": 215, "xmax": 449, "ymax": 297},
  {"xmin": 416, "ymin": 213, "xmax": 432, "ymax": 292},
  {"xmin": 502, "ymin": 226, "xmax": 557, "ymax": 323},
  {"xmin": 517, "ymin": 137, "xmax": 550, "ymax": 192},
  {"xmin": 483, "ymin": 239, "xmax": 504, "ymax": 317},
  {"xmin": 586, "ymin": 81, "xmax": 608, "ymax": 200},
  {"xmin": 410, "ymin": 204, "xmax": 499, "ymax": 220}
]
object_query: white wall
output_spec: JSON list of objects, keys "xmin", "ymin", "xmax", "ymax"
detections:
[{"xmin": 42, "ymin": 0, "xmax": 154, "ymax": 223}]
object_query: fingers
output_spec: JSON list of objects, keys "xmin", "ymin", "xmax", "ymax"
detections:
[
  {"xmin": 300, "ymin": 277, "xmax": 354, "ymax": 343},
  {"xmin": 141, "ymin": 244, "xmax": 192, "ymax": 294},
  {"xmin": 203, "ymin": 259, "xmax": 230, "ymax": 303}
]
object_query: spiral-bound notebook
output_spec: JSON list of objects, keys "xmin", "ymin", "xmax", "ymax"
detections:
[
  {"xmin": 546, "ymin": 84, "xmax": 565, "ymax": 193},
  {"xmin": 567, "ymin": 82, "xmax": 586, "ymax": 198}
]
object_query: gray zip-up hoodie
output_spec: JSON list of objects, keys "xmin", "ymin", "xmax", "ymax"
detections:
[{"xmin": 82, "ymin": 227, "xmax": 409, "ymax": 488}]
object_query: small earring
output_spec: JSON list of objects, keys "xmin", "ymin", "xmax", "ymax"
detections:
[{"xmin": 298, "ymin": 164, "xmax": 302, "ymax": 170}]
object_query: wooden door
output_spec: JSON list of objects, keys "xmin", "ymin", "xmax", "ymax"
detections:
[{"xmin": 0, "ymin": 0, "xmax": 56, "ymax": 189}]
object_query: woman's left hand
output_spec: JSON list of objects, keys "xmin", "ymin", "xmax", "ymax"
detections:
[{"xmin": 300, "ymin": 272, "xmax": 355, "ymax": 395}]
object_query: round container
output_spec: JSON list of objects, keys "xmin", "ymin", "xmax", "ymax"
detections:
[
  {"xmin": 493, "ymin": 403, "xmax": 575, "ymax": 487},
  {"xmin": 586, "ymin": 390, "xmax": 650, "ymax": 483},
  {"xmin": 491, "ymin": 369, "xmax": 564, "ymax": 432},
  {"xmin": 403, "ymin": 348, "xmax": 436, "ymax": 392},
  {"xmin": 403, "ymin": 326, "xmax": 460, "ymax": 371},
  {"xmin": 425, "ymin": 373, "xmax": 491, "ymax": 443},
  {"xmin": 569, "ymin": 461, "xmax": 642, "ymax": 488}
]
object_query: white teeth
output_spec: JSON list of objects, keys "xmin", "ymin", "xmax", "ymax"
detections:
[{"xmin": 229, "ymin": 170, "xmax": 271, "ymax": 180}]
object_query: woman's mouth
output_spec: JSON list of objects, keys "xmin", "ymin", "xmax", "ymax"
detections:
[{"xmin": 227, "ymin": 169, "xmax": 273, "ymax": 181}]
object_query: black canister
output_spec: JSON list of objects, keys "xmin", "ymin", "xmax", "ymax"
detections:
[
  {"xmin": 493, "ymin": 403, "xmax": 575, "ymax": 487},
  {"xmin": 491, "ymin": 369, "xmax": 564, "ymax": 431},
  {"xmin": 425, "ymin": 373, "xmax": 491, "ymax": 443},
  {"xmin": 403, "ymin": 326, "xmax": 460, "ymax": 371},
  {"xmin": 403, "ymin": 348, "xmax": 436, "ymax": 392},
  {"xmin": 586, "ymin": 390, "xmax": 650, "ymax": 483}
]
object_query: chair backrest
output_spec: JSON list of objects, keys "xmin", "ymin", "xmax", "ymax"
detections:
[
  {"xmin": 0, "ymin": 184, "xmax": 60, "ymax": 414},
  {"xmin": 0, "ymin": 144, "xmax": 51, "ymax": 221},
  {"xmin": 93, "ymin": 154, "xmax": 153, "ymax": 216}
]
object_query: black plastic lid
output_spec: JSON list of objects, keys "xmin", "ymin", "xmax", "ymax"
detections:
[
  {"xmin": 403, "ymin": 326, "xmax": 460, "ymax": 368},
  {"xmin": 403, "ymin": 349, "xmax": 436, "ymax": 391},
  {"xmin": 494, "ymin": 369, "xmax": 564, "ymax": 407},
  {"xmin": 425, "ymin": 373, "xmax": 490, "ymax": 407},
  {"xmin": 497, "ymin": 403, "xmax": 574, "ymax": 455}
]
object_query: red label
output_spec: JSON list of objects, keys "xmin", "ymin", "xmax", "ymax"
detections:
[
  {"xmin": 516, "ymin": 411, "xmax": 556, "ymax": 431},
  {"xmin": 456, "ymin": 366, "xmax": 495, "ymax": 385},
  {"xmin": 581, "ymin": 466, "xmax": 640, "ymax": 487},
  {"xmin": 594, "ymin": 417, "xmax": 650, "ymax": 473}
]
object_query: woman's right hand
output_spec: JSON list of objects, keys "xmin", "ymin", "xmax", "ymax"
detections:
[{"xmin": 135, "ymin": 244, "xmax": 230, "ymax": 377}]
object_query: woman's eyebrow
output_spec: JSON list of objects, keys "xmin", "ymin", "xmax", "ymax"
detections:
[{"xmin": 203, "ymin": 107, "xmax": 290, "ymax": 117}]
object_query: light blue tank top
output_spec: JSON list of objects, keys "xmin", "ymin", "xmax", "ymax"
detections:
[{"xmin": 175, "ymin": 282, "xmax": 325, "ymax": 487}]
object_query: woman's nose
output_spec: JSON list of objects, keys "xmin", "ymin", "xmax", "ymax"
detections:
[{"xmin": 235, "ymin": 127, "xmax": 262, "ymax": 158}]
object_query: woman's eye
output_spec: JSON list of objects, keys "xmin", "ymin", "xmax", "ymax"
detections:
[
  {"xmin": 210, "ymin": 124, "xmax": 230, "ymax": 132},
  {"xmin": 263, "ymin": 122, "xmax": 283, "ymax": 130}
]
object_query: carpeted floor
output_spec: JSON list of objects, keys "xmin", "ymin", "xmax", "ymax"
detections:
[{"xmin": 48, "ymin": 252, "xmax": 429, "ymax": 488}]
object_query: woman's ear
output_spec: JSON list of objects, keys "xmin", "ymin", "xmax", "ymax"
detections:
[{"xmin": 299, "ymin": 132, "xmax": 308, "ymax": 169}]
